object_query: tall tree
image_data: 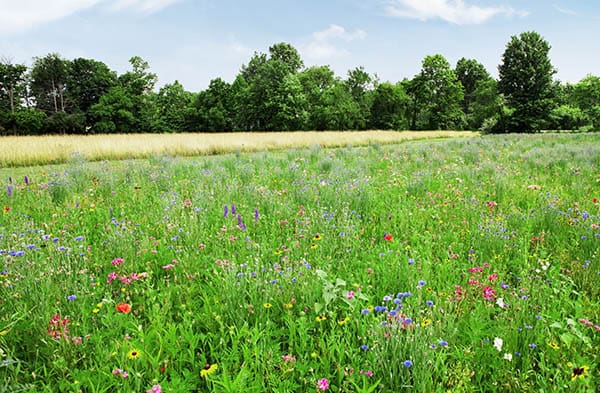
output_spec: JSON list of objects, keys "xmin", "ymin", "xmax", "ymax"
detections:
[
  {"xmin": 298, "ymin": 65, "xmax": 336, "ymax": 130},
  {"xmin": 408, "ymin": 54, "xmax": 464, "ymax": 130},
  {"xmin": 369, "ymin": 82, "xmax": 410, "ymax": 130},
  {"xmin": 66, "ymin": 58, "xmax": 117, "ymax": 114},
  {"xmin": 455, "ymin": 58, "xmax": 491, "ymax": 128},
  {"xmin": 0, "ymin": 58, "xmax": 27, "ymax": 113},
  {"xmin": 498, "ymin": 31, "xmax": 556, "ymax": 132},
  {"xmin": 30, "ymin": 53, "xmax": 68, "ymax": 113},
  {"xmin": 572, "ymin": 75, "xmax": 600, "ymax": 129},
  {"xmin": 345, "ymin": 66, "xmax": 376, "ymax": 129}
]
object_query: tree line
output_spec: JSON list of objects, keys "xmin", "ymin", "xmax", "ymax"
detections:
[{"xmin": 1, "ymin": 31, "xmax": 599, "ymax": 135}]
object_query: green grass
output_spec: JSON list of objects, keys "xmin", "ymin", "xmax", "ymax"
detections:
[{"xmin": 0, "ymin": 133, "xmax": 599, "ymax": 392}]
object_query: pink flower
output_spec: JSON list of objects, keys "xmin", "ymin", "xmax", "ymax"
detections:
[
  {"xmin": 317, "ymin": 378, "xmax": 329, "ymax": 391},
  {"xmin": 111, "ymin": 258, "xmax": 124, "ymax": 265},
  {"xmin": 483, "ymin": 286, "xmax": 496, "ymax": 300},
  {"xmin": 346, "ymin": 291, "xmax": 355, "ymax": 300},
  {"xmin": 146, "ymin": 385, "xmax": 162, "ymax": 393}
]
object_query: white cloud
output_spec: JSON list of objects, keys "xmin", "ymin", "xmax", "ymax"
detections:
[
  {"xmin": 109, "ymin": 0, "xmax": 182, "ymax": 14},
  {"xmin": 302, "ymin": 24, "xmax": 366, "ymax": 60},
  {"xmin": 553, "ymin": 4, "xmax": 577, "ymax": 16},
  {"xmin": 384, "ymin": 0, "xmax": 527, "ymax": 25},
  {"xmin": 0, "ymin": 0, "xmax": 100, "ymax": 35},
  {"xmin": 0, "ymin": 0, "xmax": 182, "ymax": 36}
]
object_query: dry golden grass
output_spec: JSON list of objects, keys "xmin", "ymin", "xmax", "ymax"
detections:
[{"xmin": 0, "ymin": 130, "xmax": 478, "ymax": 167}]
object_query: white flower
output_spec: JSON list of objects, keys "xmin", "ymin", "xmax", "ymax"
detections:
[
  {"xmin": 503, "ymin": 353, "xmax": 513, "ymax": 361},
  {"xmin": 493, "ymin": 337, "xmax": 503, "ymax": 352},
  {"xmin": 496, "ymin": 297, "xmax": 507, "ymax": 308}
]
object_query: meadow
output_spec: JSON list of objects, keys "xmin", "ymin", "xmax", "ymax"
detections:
[{"xmin": 0, "ymin": 132, "xmax": 599, "ymax": 392}]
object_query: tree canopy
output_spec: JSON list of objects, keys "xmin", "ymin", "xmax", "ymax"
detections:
[{"xmin": 0, "ymin": 31, "xmax": 598, "ymax": 135}]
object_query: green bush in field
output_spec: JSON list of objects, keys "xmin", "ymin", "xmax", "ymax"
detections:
[{"xmin": 0, "ymin": 134, "xmax": 599, "ymax": 392}]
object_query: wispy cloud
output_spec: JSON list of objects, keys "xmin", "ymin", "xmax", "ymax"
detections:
[
  {"xmin": 0, "ymin": 0, "xmax": 182, "ymax": 36},
  {"xmin": 108, "ymin": 0, "xmax": 183, "ymax": 14},
  {"xmin": 553, "ymin": 4, "xmax": 577, "ymax": 16},
  {"xmin": 384, "ymin": 0, "xmax": 527, "ymax": 25},
  {"xmin": 0, "ymin": 0, "xmax": 100, "ymax": 35},
  {"xmin": 302, "ymin": 24, "xmax": 366, "ymax": 60}
]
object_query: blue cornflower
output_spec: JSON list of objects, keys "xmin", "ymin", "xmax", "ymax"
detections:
[
  {"xmin": 361, "ymin": 345, "xmax": 369, "ymax": 351},
  {"xmin": 426, "ymin": 300, "xmax": 434, "ymax": 307},
  {"xmin": 439, "ymin": 340, "xmax": 449, "ymax": 347},
  {"xmin": 75, "ymin": 236, "xmax": 84, "ymax": 241},
  {"xmin": 403, "ymin": 360, "xmax": 413, "ymax": 368},
  {"xmin": 67, "ymin": 294, "xmax": 77, "ymax": 301}
]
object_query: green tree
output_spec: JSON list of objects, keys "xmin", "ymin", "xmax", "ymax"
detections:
[
  {"xmin": 150, "ymin": 80, "xmax": 194, "ymax": 131},
  {"xmin": 0, "ymin": 58, "xmax": 28, "ymax": 113},
  {"xmin": 298, "ymin": 65, "xmax": 336, "ymax": 130},
  {"xmin": 345, "ymin": 66, "xmax": 376, "ymax": 129},
  {"xmin": 65, "ymin": 58, "xmax": 117, "ymax": 115},
  {"xmin": 498, "ymin": 31, "xmax": 556, "ymax": 132},
  {"xmin": 369, "ymin": 82, "xmax": 410, "ymax": 130},
  {"xmin": 408, "ymin": 54, "xmax": 465, "ymax": 130},
  {"xmin": 572, "ymin": 75, "xmax": 600, "ymax": 129},
  {"xmin": 234, "ymin": 43, "xmax": 307, "ymax": 131},
  {"xmin": 30, "ymin": 53, "xmax": 68, "ymax": 113},
  {"xmin": 455, "ymin": 58, "xmax": 493, "ymax": 129}
]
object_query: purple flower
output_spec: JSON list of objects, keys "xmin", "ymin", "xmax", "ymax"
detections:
[
  {"xmin": 67, "ymin": 294, "xmax": 77, "ymax": 301},
  {"xmin": 75, "ymin": 236, "xmax": 84, "ymax": 242},
  {"xmin": 224, "ymin": 205, "xmax": 229, "ymax": 218},
  {"xmin": 403, "ymin": 360, "xmax": 413, "ymax": 368},
  {"xmin": 231, "ymin": 204, "xmax": 236, "ymax": 214},
  {"xmin": 426, "ymin": 300, "xmax": 434, "ymax": 307},
  {"xmin": 24, "ymin": 176, "xmax": 29, "ymax": 186},
  {"xmin": 361, "ymin": 345, "xmax": 369, "ymax": 351},
  {"xmin": 254, "ymin": 208, "xmax": 259, "ymax": 222},
  {"xmin": 7, "ymin": 185, "xmax": 12, "ymax": 197},
  {"xmin": 439, "ymin": 340, "xmax": 448, "ymax": 347}
]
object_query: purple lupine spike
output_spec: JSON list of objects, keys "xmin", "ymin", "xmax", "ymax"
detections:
[
  {"xmin": 7, "ymin": 185, "xmax": 12, "ymax": 197},
  {"xmin": 24, "ymin": 176, "xmax": 29, "ymax": 186},
  {"xmin": 231, "ymin": 204, "xmax": 236, "ymax": 215},
  {"xmin": 254, "ymin": 208, "xmax": 259, "ymax": 222},
  {"xmin": 237, "ymin": 214, "xmax": 246, "ymax": 230},
  {"xmin": 224, "ymin": 205, "xmax": 229, "ymax": 218}
]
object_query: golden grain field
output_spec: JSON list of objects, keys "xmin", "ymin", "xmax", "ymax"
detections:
[{"xmin": 0, "ymin": 131, "xmax": 478, "ymax": 167}]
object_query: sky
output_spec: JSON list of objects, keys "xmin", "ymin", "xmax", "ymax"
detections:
[{"xmin": 0, "ymin": 0, "xmax": 598, "ymax": 92}]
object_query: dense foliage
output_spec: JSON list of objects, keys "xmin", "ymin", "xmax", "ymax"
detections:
[
  {"xmin": 1, "ymin": 134, "xmax": 599, "ymax": 391},
  {"xmin": 1, "ymin": 31, "xmax": 599, "ymax": 134}
]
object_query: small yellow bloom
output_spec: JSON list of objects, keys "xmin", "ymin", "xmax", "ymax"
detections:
[
  {"xmin": 263, "ymin": 303, "xmax": 272, "ymax": 309},
  {"xmin": 316, "ymin": 315, "xmax": 327, "ymax": 322},
  {"xmin": 127, "ymin": 349, "xmax": 141, "ymax": 360},
  {"xmin": 313, "ymin": 233, "xmax": 322, "ymax": 241},
  {"xmin": 92, "ymin": 308, "xmax": 100, "ymax": 314},
  {"xmin": 420, "ymin": 318, "xmax": 432, "ymax": 327},
  {"xmin": 201, "ymin": 363, "xmax": 218, "ymax": 378},
  {"xmin": 547, "ymin": 342, "xmax": 559, "ymax": 350},
  {"xmin": 338, "ymin": 317, "xmax": 350, "ymax": 326},
  {"xmin": 283, "ymin": 303, "xmax": 293, "ymax": 309},
  {"xmin": 310, "ymin": 244, "xmax": 318, "ymax": 249}
]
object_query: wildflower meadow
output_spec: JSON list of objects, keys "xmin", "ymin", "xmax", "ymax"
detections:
[{"xmin": 1, "ymin": 133, "xmax": 599, "ymax": 392}]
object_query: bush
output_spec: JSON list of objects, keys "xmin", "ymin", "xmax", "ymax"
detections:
[
  {"xmin": 548, "ymin": 105, "xmax": 590, "ymax": 130},
  {"xmin": 14, "ymin": 109, "xmax": 47, "ymax": 134}
]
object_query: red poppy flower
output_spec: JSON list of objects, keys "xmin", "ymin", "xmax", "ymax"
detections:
[
  {"xmin": 384, "ymin": 234, "xmax": 393, "ymax": 241},
  {"xmin": 116, "ymin": 303, "xmax": 131, "ymax": 314}
]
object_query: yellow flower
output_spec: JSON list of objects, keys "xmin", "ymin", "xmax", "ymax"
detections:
[
  {"xmin": 263, "ymin": 303, "xmax": 272, "ymax": 309},
  {"xmin": 92, "ymin": 308, "xmax": 100, "ymax": 314},
  {"xmin": 127, "ymin": 349, "xmax": 141, "ymax": 360},
  {"xmin": 283, "ymin": 303, "xmax": 293, "ymax": 309},
  {"xmin": 310, "ymin": 244, "xmax": 318, "ymax": 249},
  {"xmin": 547, "ymin": 342, "xmax": 560, "ymax": 350},
  {"xmin": 571, "ymin": 365, "xmax": 589, "ymax": 381},
  {"xmin": 338, "ymin": 316, "xmax": 350, "ymax": 326},
  {"xmin": 420, "ymin": 318, "xmax": 432, "ymax": 327},
  {"xmin": 201, "ymin": 363, "xmax": 218, "ymax": 378},
  {"xmin": 316, "ymin": 315, "xmax": 327, "ymax": 323},
  {"xmin": 313, "ymin": 233, "xmax": 322, "ymax": 241}
]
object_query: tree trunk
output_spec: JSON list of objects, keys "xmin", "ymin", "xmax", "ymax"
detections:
[{"xmin": 52, "ymin": 78, "xmax": 58, "ymax": 112}]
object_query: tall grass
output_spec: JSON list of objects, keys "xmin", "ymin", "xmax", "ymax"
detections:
[
  {"xmin": 0, "ymin": 131, "xmax": 476, "ymax": 167},
  {"xmin": 0, "ymin": 133, "xmax": 598, "ymax": 392}
]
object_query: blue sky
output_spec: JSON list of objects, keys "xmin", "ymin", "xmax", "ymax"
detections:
[{"xmin": 1, "ymin": 0, "xmax": 598, "ymax": 91}]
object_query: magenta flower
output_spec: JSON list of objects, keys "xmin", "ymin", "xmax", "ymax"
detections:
[{"xmin": 317, "ymin": 378, "xmax": 329, "ymax": 391}]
